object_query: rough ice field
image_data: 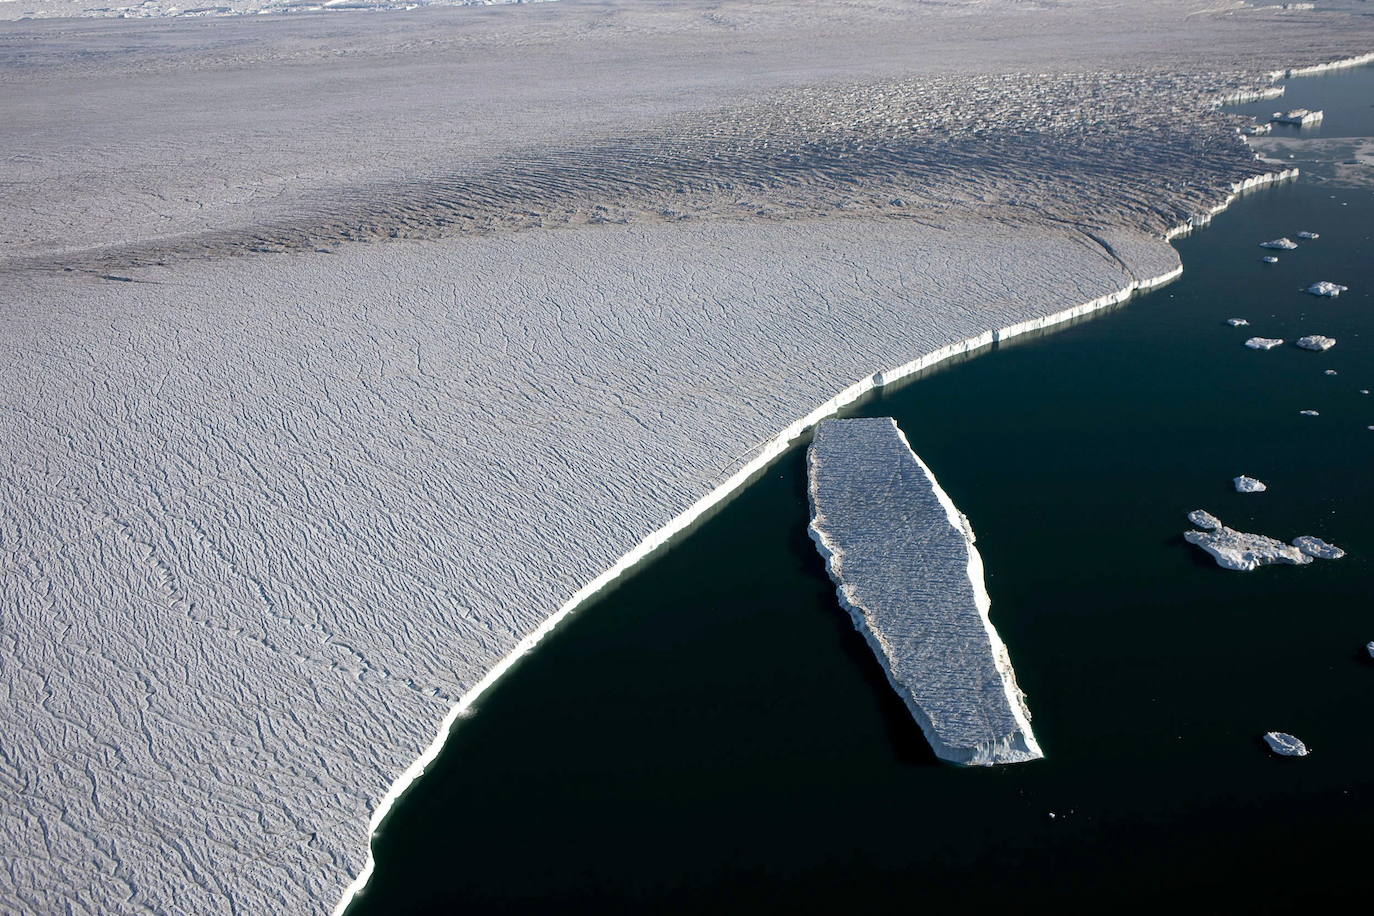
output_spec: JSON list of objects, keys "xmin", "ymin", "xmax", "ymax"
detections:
[
  {"xmin": 0, "ymin": 0, "xmax": 537, "ymax": 23},
  {"xmin": 2, "ymin": 0, "xmax": 1374, "ymax": 913},
  {"xmin": 807, "ymin": 418, "xmax": 1041, "ymax": 766}
]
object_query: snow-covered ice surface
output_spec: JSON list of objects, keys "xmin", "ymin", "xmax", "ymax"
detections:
[
  {"xmin": 1264, "ymin": 731, "xmax": 1310, "ymax": 756},
  {"xmin": 3, "ymin": 1, "xmax": 1374, "ymax": 913},
  {"xmin": 805, "ymin": 417, "xmax": 1040, "ymax": 767},
  {"xmin": 1246, "ymin": 337, "xmax": 1286, "ymax": 349},
  {"xmin": 1228, "ymin": 317, "xmax": 1251, "ymax": 326},
  {"xmin": 1234, "ymin": 475, "xmax": 1268, "ymax": 493},
  {"xmin": 1296, "ymin": 334, "xmax": 1336, "ymax": 351},
  {"xmin": 0, "ymin": 0, "xmax": 541, "ymax": 21}
]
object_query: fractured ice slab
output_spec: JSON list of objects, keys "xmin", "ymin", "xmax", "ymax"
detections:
[
  {"xmin": 1263, "ymin": 732, "xmax": 1310, "ymax": 756},
  {"xmin": 1245, "ymin": 337, "xmax": 1284, "ymax": 350},
  {"xmin": 1183, "ymin": 511, "xmax": 1311, "ymax": 571},
  {"xmin": 807, "ymin": 417, "xmax": 1041, "ymax": 766}
]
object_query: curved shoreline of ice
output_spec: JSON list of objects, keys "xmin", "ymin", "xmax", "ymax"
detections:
[
  {"xmin": 333, "ymin": 162, "xmax": 1302, "ymax": 914},
  {"xmin": 805, "ymin": 417, "xmax": 1042, "ymax": 766}
]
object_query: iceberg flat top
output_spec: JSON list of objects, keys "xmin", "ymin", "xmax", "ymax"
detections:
[{"xmin": 806, "ymin": 417, "xmax": 1040, "ymax": 767}]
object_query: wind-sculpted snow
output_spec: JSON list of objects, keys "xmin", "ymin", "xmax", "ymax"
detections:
[
  {"xmin": 806, "ymin": 418, "xmax": 1041, "ymax": 766},
  {"xmin": 3, "ymin": 0, "xmax": 1374, "ymax": 913}
]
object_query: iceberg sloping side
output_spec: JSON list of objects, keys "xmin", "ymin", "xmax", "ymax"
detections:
[{"xmin": 806, "ymin": 417, "xmax": 1042, "ymax": 766}]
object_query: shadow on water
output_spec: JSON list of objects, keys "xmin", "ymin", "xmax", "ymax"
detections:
[{"xmin": 350, "ymin": 66, "xmax": 1374, "ymax": 915}]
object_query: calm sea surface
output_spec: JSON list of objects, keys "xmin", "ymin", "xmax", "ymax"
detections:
[{"xmin": 352, "ymin": 65, "xmax": 1374, "ymax": 914}]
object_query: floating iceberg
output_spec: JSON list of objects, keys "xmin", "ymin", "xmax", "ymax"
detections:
[
  {"xmin": 1233, "ymin": 475, "xmax": 1267, "ymax": 493},
  {"xmin": 1227, "ymin": 318, "xmax": 1250, "ymax": 327},
  {"xmin": 808, "ymin": 417, "xmax": 1042, "ymax": 766},
  {"xmin": 1324, "ymin": 369, "xmax": 1337, "ymax": 376},
  {"xmin": 1296, "ymin": 335, "xmax": 1336, "ymax": 351},
  {"xmin": 1260, "ymin": 255, "xmax": 1279, "ymax": 264},
  {"xmin": 1306, "ymin": 281, "xmax": 1348, "ymax": 297},
  {"xmin": 1260, "ymin": 238, "xmax": 1298, "ymax": 250},
  {"xmin": 1245, "ymin": 337, "xmax": 1284, "ymax": 350},
  {"xmin": 1183, "ymin": 511, "xmax": 1311, "ymax": 571},
  {"xmin": 1293, "ymin": 536, "xmax": 1345, "ymax": 560},
  {"xmin": 1300, "ymin": 409, "xmax": 1320, "ymax": 416},
  {"xmin": 1296, "ymin": 231, "xmax": 1320, "ymax": 240},
  {"xmin": 1367, "ymin": 641, "xmax": 1374, "ymax": 659},
  {"xmin": 1271, "ymin": 108, "xmax": 1323, "ymax": 125},
  {"xmin": 1263, "ymin": 732, "xmax": 1310, "ymax": 757}
]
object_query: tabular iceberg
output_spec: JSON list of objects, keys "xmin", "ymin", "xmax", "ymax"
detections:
[{"xmin": 807, "ymin": 417, "xmax": 1041, "ymax": 766}]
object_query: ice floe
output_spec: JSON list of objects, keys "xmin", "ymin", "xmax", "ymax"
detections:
[
  {"xmin": 1227, "ymin": 318, "xmax": 1250, "ymax": 326},
  {"xmin": 1272, "ymin": 108, "xmax": 1324, "ymax": 126},
  {"xmin": 1245, "ymin": 337, "xmax": 1284, "ymax": 350},
  {"xmin": 1187, "ymin": 509, "xmax": 1223, "ymax": 531},
  {"xmin": 1296, "ymin": 230, "xmax": 1320, "ymax": 240},
  {"xmin": 1260, "ymin": 238, "xmax": 1298, "ymax": 250},
  {"xmin": 1300, "ymin": 409, "xmax": 1320, "ymax": 416},
  {"xmin": 808, "ymin": 417, "xmax": 1041, "ymax": 766},
  {"xmin": 1260, "ymin": 255, "xmax": 1279, "ymax": 264},
  {"xmin": 1233, "ymin": 475, "xmax": 1267, "ymax": 493},
  {"xmin": 1306, "ymin": 281, "xmax": 1348, "ymax": 297},
  {"xmin": 1263, "ymin": 732, "xmax": 1310, "ymax": 756}
]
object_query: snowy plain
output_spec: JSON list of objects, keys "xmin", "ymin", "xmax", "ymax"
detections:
[{"xmin": 2, "ymin": 0, "xmax": 1374, "ymax": 912}]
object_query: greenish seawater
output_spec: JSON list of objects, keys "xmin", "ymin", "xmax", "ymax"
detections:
[{"xmin": 352, "ymin": 66, "xmax": 1373, "ymax": 914}]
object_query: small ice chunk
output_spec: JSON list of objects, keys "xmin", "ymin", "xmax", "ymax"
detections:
[
  {"xmin": 1361, "ymin": 390, "xmax": 1371, "ymax": 395},
  {"xmin": 1184, "ymin": 519, "xmax": 1311, "ymax": 571},
  {"xmin": 1299, "ymin": 409, "xmax": 1320, "ymax": 416},
  {"xmin": 1187, "ymin": 509, "xmax": 1223, "ymax": 531},
  {"xmin": 1367, "ymin": 641, "xmax": 1374, "ymax": 659},
  {"xmin": 1233, "ymin": 475, "xmax": 1267, "ymax": 493},
  {"xmin": 1323, "ymin": 369, "xmax": 1337, "ymax": 376},
  {"xmin": 1261, "ymin": 255, "xmax": 1279, "ymax": 264},
  {"xmin": 1260, "ymin": 238, "xmax": 1298, "ymax": 250},
  {"xmin": 1227, "ymin": 318, "xmax": 1250, "ymax": 327},
  {"xmin": 1292, "ymin": 535, "xmax": 1345, "ymax": 560},
  {"xmin": 1296, "ymin": 231, "xmax": 1320, "ymax": 240},
  {"xmin": 1263, "ymin": 732, "xmax": 1310, "ymax": 757},
  {"xmin": 1245, "ymin": 337, "xmax": 1284, "ymax": 350},
  {"xmin": 1306, "ymin": 281, "xmax": 1348, "ymax": 297},
  {"xmin": 1296, "ymin": 335, "xmax": 1336, "ymax": 351}
]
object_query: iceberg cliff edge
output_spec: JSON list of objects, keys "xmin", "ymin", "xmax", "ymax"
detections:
[{"xmin": 807, "ymin": 417, "xmax": 1042, "ymax": 766}]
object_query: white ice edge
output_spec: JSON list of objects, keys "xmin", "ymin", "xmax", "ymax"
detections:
[
  {"xmin": 805, "ymin": 419, "xmax": 1043, "ymax": 766},
  {"xmin": 1269, "ymin": 51, "xmax": 1374, "ymax": 80},
  {"xmin": 332, "ymin": 159, "xmax": 1307, "ymax": 913}
]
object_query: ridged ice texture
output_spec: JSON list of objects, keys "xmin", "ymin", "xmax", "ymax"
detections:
[
  {"xmin": 807, "ymin": 418, "xmax": 1041, "ymax": 766},
  {"xmin": 2, "ymin": 1, "xmax": 1373, "ymax": 914}
]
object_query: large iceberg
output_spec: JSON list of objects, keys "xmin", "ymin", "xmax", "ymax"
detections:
[
  {"xmin": 1183, "ymin": 512, "xmax": 1311, "ymax": 571},
  {"xmin": 807, "ymin": 417, "xmax": 1042, "ymax": 766},
  {"xmin": 1263, "ymin": 732, "xmax": 1310, "ymax": 756}
]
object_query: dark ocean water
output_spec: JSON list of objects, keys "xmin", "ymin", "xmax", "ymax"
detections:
[{"xmin": 350, "ymin": 65, "xmax": 1374, "ymax": 915}]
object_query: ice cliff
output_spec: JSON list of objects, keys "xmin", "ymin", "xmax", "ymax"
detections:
[{"xmin": 806, "ymin": 417, "xmax": 1042, "ymax": 767}]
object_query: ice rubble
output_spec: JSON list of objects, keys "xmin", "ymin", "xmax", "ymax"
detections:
[
  {"xmin": 1245, "ymin": 337, "xmax": 1284, "ymax": 350},
  {"xmin": 1296, "ymin": 335, "xmax": 1336, "ymax": 351},
  {"xmin": 1306, "ymin": 281, "xmax": 1348, "ymax": 297},
  {"xmin": 1263, "ymin": 732, "xmax": 1310, "ymax": 756},
  {"xmin": 807, "ymin": 418, "xmax": 1041, "ymax": 766},
  {"xmin": 1234, "ymin": 476, "xmax": 1267, "ymax": 493}
]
